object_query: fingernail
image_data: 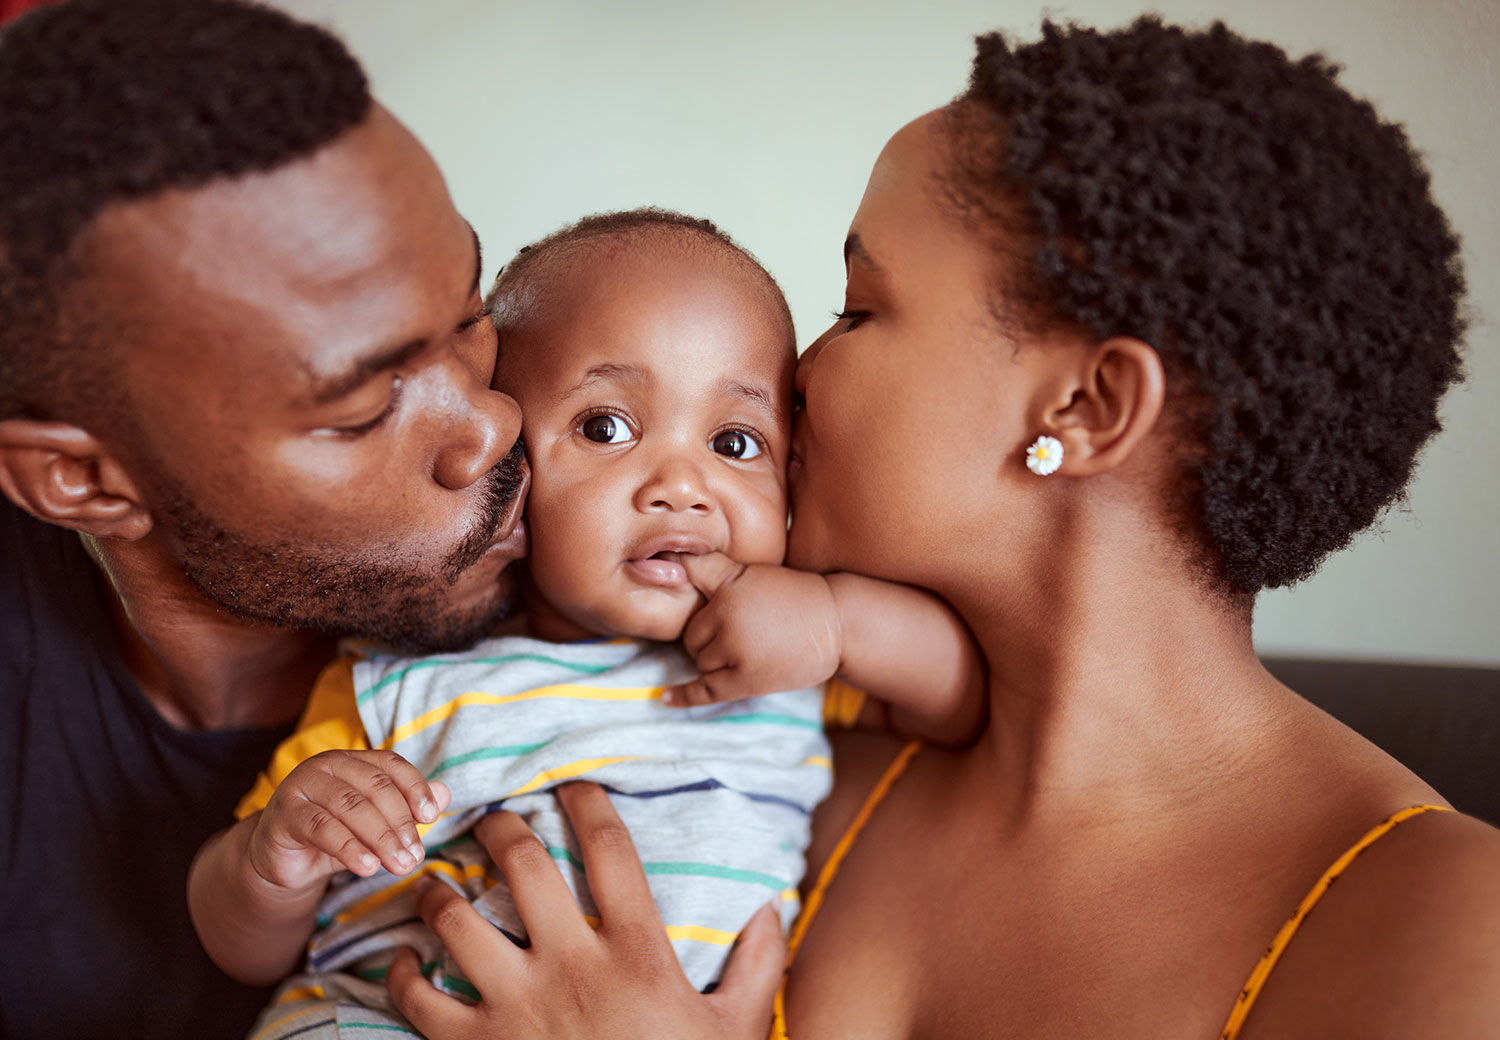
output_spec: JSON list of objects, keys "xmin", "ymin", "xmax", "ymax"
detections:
[
  {"xmin": 660, "ymin": 689, "xmax": 676, "ymax": 705},
  {"xmin": 405, "ymin": 837, "xmax": 424, "ymax": 859},
  {"xmin": 359, "ymin": 854, "xmax": 378, "ymax": 874},
  {"xmin": 418, "ymin": 798, "xmax": 436, "ymax": 822},
  {"xmin": 394, "ymin": 849, "xmax": 414, "ymax": 871}
]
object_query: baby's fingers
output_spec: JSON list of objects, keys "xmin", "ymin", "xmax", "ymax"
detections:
[{"xmin": 287, "ymin": 755, "xmax": 428, "ymax": 875}]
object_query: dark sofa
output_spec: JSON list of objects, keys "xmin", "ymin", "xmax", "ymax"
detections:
[{"xmin": 1263, "ymin": 657, "xmax": 1500, "ymax": 826}]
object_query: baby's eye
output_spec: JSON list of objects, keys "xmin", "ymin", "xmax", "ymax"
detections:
[
  {"xmin": 711, "ymin": 429, "xmax": 761, "ymax": 460},
  {"xmin": 581, "ymin": 414, "xmax": 632, "ymax": 444}
]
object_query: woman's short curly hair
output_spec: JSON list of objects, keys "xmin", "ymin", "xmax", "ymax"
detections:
[{"xmin": 946, "ymin": 17, "xmax": 1466, "ymax": 596}]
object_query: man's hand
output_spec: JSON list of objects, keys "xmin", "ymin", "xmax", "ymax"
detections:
[
  {"xmin": 386, "ymin": 783, "xmax": 785, "ymax": 1040},
  {"xmin": 247, "ymin": 749, "xmax": 451, "ymax": 893},
  {"xmin": 661, "ymin": 552, "xmax": 843, "ymax": 706}
]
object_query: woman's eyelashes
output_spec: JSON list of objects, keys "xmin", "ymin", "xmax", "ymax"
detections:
[{"xmin": 831, "ymin": 308, "xmax": 872, "ymax": 330}]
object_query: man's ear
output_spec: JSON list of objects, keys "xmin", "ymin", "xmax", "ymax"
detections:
[
  {"xmin": 0, "ymin": 419, "xmax": 154, "ymax": 539},
  {"xmin": 1034, "ymin": 337, "xmax": 1166, "ymax": 476}
]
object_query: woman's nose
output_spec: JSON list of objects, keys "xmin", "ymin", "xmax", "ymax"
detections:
[
  {"xmin": 433, "ymin": 385, "xmax": 524, "ymax": 491},
  {"xmin": 634, "ymin": 453, "xmax": 714, "ymax": 515},
  {"xmin": 795, "ymin": 334, "xmax": 830, "ymax": 396}
]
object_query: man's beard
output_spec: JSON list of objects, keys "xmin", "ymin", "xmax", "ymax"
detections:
[{"xmin": 156, "ymin": 441, "xmax": 527, "ymax": 653}]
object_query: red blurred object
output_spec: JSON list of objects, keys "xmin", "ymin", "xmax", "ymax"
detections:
[{"xmin": 1, "ymin": 0, "xmax": 64, "ymax": 26}]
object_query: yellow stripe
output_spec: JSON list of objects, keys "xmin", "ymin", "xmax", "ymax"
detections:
[
  {"xmin": 577, "ymin": 915, "xmax": 738, "ymax": 946},
  {"xmin": 272, "ymin": 985, "xmax": 325, "ymax": 1005},
  {"xmin": 382, "ymin": 684, "xmax": 662, "ymax": 748},
  {"xmin": 1217, "ymin": 803, "xmax": 1455, "ymax": 1040},
  {"xmin": 503, "ymin": 755, "xmax": 644, "ymax": 797},
  {"xmin": 774, "ymin": 741, "xmax": 921, "ymax": 1040},
  {"xmin": 801, "ymin": 755, "xmax": 832, "ymax": 769},
  {"xmin": 664, "ymin": 923, "xmax": 739, "ymax": 946},
  {"xmin": 332, "ymin": 861, "xmax": 492, "ymax": 925}
]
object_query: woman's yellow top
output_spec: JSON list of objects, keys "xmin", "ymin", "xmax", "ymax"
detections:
[{"xmin": 769, "ymin": 743, "xmax": 1452, "ymax": 1040}]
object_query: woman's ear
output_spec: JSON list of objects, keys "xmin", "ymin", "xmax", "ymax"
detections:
[
  {"xmin": 1035, "ymin": 337, "xmax": 1166, "ymax": 476},
  {"xmin": 0, "ymin": 419, "xmax": 154, "ymax": 539}
]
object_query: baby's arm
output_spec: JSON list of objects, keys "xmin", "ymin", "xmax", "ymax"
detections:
[
  {"xmin": 187, "ymin": 750, "xmax": 449, "ymax": 985},
  {"xmin": 665, "ymin": 553, "xmax": 985, "ymax": 744}
]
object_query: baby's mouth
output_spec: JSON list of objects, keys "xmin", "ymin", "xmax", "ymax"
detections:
[{"xmin": 624, "ymin": 538, "xmax": 712, "ymax": 588}]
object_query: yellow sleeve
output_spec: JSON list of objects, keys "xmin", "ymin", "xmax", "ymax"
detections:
[
  {"xmin": 821, "ymin": 679, "xmax": 867, "ymax": 730},
  {"xmin": 234, "ymin": 656, "xmax": 370, "ymax": 820}
]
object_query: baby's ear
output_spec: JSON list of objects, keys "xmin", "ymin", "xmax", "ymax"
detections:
[
  {"xmin": 1033, "ymin": 337, "xmax": 1166, "ymax": 477},
  {"xmin": 0, "ymin": 419, "xmax": 154, "ymax": 539}
]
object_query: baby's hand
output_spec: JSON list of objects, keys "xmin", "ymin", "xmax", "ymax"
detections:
[
  {"xmin": 246, "ymin": 750, "xmax": 451, "ymax": 894},
  {"xmin": 663, "ymin": 552, "xmax": 841, "ymax": 706}
]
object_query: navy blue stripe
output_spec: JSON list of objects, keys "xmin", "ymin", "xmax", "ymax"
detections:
[
  {"xmin": 273, "ymin": 1016, "xmax": 338, "ymax": 1039},
  {"xmin": 311, "ymin": 915, "xmax": 528, "ymax": 972},
  {"xmin": 483, "ymin": 777, "xmax": 810, "ymax": 818}
]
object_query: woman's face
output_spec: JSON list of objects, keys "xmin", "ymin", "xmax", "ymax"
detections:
[{"xmin": 787, "ymin": 109, "xmax": 1049, "ymax": 594}]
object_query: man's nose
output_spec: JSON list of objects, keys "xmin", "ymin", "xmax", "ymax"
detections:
[
  {"xmin": 634, "ymin": 452, "xmax": 713, "ymax": 515},
  {"xmin": 433, "ymin": 381, "xmax": 524, "ymax": 492}
]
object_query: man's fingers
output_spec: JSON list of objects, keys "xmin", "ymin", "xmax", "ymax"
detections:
[
  {"xmin": 671, "ymin": 550, "xmax": 744, "ymax": 599},
  {"xmin": 555, "ymin": 783, "xmax": 665, "ymax": 938},
  {"xmin": 473, "ymin": 810, "xmax": 594, "ymax": 948},
  {"xmin": 385, "ymin": 945, "xmax": 473, "ymax": 1039},
  {"xmin": 413, "ymin": 874, "xmax": 525, "ymax": 990},
  {"xmin": 706, "ymin": 901, "xmax": 787, "ymax": 1034}
]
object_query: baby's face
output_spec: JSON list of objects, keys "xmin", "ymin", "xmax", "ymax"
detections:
[{"xmin": 496, "ymin": 249, "xmax": 794, "ymax": 642}]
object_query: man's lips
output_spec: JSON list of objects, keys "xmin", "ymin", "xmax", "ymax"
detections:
[
  {"xmin": 623, "ymin": 534, "xmax": 713, "ymax": 588},
  {"xmin": 485, "ymin": 464, "xmax": 531, "ymax": 560}
]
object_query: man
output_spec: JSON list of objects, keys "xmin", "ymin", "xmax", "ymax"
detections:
[{"xmin": 0, "ymin": 2, "xmax": 528, "ymax": 1036}]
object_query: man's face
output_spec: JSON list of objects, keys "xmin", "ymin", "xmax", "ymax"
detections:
[{"xmin": 77, "ymin": 106, "xmax": 529, "ymax": 652}]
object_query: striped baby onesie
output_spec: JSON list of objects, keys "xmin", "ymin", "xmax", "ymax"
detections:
[{"xmin": 240, "ymin": 634, "xmax": 833, "ymax": 1040}]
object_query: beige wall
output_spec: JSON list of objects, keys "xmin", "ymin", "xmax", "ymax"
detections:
[{"xmin": 281, "ymin": 0, "xmax": 1500, "ymax": 665}]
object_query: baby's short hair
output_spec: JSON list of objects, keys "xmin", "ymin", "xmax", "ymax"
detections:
[{"xmin": 486, "ymin": 207, "xmax": 795, "ymax": 354}]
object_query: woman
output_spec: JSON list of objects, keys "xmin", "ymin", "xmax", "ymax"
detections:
[{"xmin": 388, "ymin": 18, "xmax": 1499, "ymax": 1039}]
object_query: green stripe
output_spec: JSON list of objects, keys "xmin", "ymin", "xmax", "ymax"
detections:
[
  {"xmin": 546, "ymin": 847, "xmax": 785, "ymax": 890},
  {"xmin": 707, "ymin": 712, "xmax": 821, "ymax": 731},
  {"xmin": 643, "ymin": 861, "xmax": 787, "ymax": 890},
  {"xmin": 425, "ymin": 833, "xmax": 478, "ymax": 856},
  {"xmin": 438, "ymin": 973, "xmax": 481, "ymax": 1001},
  {"xmin": 547, "ymin": 845, "xmax": 585, "ymax": 872},
  {"xmin": 425, "ymin": 740, "xmax": 553, "ymax": 780},
  {"xmin": 339, "ymin": 1024, "xmax": 419, "ymax": 1035},
  {"xmin": 355, "ymin": 962, "xmax": 480, "ymax": 1003},
  {"xmin": 357, "ymin": 654, "xmax": 615, "ymax": 705}
]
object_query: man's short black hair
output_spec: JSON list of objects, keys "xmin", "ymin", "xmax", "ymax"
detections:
[
  {"xmin": 0, "ymin": 0, "xmax": 372, "ymax": 421},
  {"xmin": 486, "ymin": 207, "xmax": 796, "ymax": 356},
  {"xmin": 947, "ymin": 17, "xmax": 1466, "ymax": 597}
]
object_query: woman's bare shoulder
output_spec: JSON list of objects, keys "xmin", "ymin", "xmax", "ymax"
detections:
[{"xmin": 1239, "ymin": 809, "xmax": 1500, "ymax": 1040}]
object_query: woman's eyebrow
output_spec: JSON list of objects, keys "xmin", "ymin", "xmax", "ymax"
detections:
[{"xmin": 844, "ymin": 233, "xmax": 881, "ymax": 272}]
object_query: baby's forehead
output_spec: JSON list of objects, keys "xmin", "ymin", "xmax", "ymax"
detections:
[{"xmin": 515, "ymin": 234, "xmax": 793, "ymax": 387}]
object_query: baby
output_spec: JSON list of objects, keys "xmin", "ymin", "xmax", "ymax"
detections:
[{"xmin": 189, "ymin": 209, "xmax": 983, "ymax": 1039}]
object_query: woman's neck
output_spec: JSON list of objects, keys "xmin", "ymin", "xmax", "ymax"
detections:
[{"xmin": 945, "ymin": 517, "xmax": 1292, "ymax": 819}]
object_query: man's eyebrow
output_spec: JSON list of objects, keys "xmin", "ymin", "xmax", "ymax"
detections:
[
  {"xmin": 305, "ymin": 337, "xmax": 428, "ymax": 407},
  {"xmin": 553, "ymin": 362, "xmax": 650, "ymax": 402},
  {"xmin": 844, "ymin": 233, "xmax": 880, "ymax": 271},
  {"xmin": 305, "ymin": 226, "xmax": 485, "ymax": 408}
]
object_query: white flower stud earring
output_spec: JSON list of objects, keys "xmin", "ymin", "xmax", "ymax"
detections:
[{"xmin": 1025, "ymin": 435, "xmax": 1064, "ymax": 476}]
